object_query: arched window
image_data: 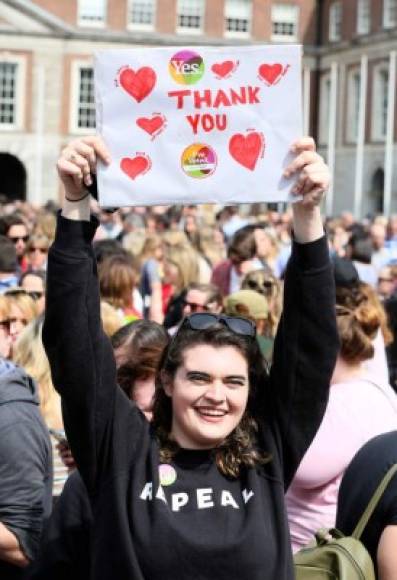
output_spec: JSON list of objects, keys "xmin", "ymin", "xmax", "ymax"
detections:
[{"xmin": 0, "ymin": 153, "xmax": 26, "ymax": 201}]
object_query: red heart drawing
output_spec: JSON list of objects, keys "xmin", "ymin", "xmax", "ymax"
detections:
[
  {"xmin": 119, "ymin": 67, "xmax": 156, "ymax": 103},
  {"xmin": 211, "ymin": 60, "xmax": 236, "ymax": 79},
  {"xmin": 258, "ymin": 63, "xmax": 284, "ymax": 86},
  {"xmin": 136, "ymin": 115, "xmax": 164, "ymax": 136},
  {"xmin": 229, "ymin": 132, "xmax": 263, "ymax": 171},
  {"xmin": 120, "ymin": 156, "xmax": 151, "ymax": 180}
]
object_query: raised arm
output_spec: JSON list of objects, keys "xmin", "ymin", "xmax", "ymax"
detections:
[
  {"xmin": 265, "ymin": 137, "xmax": 339, "ymax": 489},
  {"xmin": 43, "ymin": 137, "xmax": 145, "ymax": 494}
]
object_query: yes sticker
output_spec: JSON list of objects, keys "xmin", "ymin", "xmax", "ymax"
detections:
[
  {"xmin": 181, "ymin": 143, "xmax": 217, "ymax": 179},
  {"xmin": 169, "ymin": 50, "xmax": 205, "ymax": 85}
]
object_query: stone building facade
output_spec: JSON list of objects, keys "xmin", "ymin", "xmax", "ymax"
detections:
[{"xmin": 0, "ymin": 0, "xmax": 395, "ymax": 216}]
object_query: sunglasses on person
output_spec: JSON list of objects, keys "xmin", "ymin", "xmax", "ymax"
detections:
[
  {"xmin": 5, "ymin": 288, "xmax": 43, "ymax": 301},
  {"xmin": 181, "ymin": 312, "xmax": 256, "ymax": 337},
  {"xmin": 182, "ymin": 299, "xmax": 210, "ymax": 313},
  {"xmin": 29, "ymin": 247, "xmax": 47, "ymax": 254},
  {"xmin": 9, "ymin": 235, "xmax": 29, "ymax": 244}
]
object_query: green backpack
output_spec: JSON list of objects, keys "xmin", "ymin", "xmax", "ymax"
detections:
[{"xmin": 294, "ymin": 463, "xmax": 397, "ymax": 580}]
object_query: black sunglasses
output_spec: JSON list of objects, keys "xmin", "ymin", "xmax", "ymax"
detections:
[
  {"xmin": 182, "ymin": 312, "xmax": 256, "ymax": 337},
  {"xmin": 9, "ymin": 235, "xmax": 29, "ymax": 243}
]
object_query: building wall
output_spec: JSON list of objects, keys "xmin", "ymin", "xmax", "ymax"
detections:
[{"xmin": 0, "ymin": 0, "xmax": 395, "ymax": 215}]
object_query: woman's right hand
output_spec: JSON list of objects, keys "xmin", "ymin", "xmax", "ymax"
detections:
[
  {"xmin": 57, "ymin": 135, "xmax": 111, "ymax": 201},
  {"xmin": 56, "ymin": 440, "xmax": 77, "ymax": 472}
]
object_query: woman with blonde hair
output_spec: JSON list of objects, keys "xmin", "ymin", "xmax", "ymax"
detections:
[
  {"xmin": 26, "ymin": 234, "xmax": 50, "ymax": 272},
  {"xmin": 163, "ymin": 242, "xmax": 200, "ymax": 329},
  {"xmin": 5, "ymin": 288, "xmax": 38, "ymax": 353},
  {"xmin": 139, "ymin": 234, "xmax": 164, "ymax": 323},
  {"xmin": 287, "ymin": 282, "xmax": 397, "ymax": 552},
  {"xmin": 13, "ymin": 316, "xmax": 67, "ymax": 496}
]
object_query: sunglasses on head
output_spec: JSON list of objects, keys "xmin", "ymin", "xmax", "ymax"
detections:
[
  {"xmin": 9, "ymin": 235, "xmax": 29, "ymax": 244},
  {"xmin": 181, "ymin": 312, "xmax": 256, "ymax": 338}
]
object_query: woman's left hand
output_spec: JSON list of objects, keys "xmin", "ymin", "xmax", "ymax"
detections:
[{"xmin": 284, "ymin": 137, "xmax": 330, "ymax": 209}]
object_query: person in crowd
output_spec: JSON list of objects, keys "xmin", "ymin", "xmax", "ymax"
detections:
[
  {"xmin": 286, "ymin": 279, "xmax": 397, "ymax": 552},
  {"xmin": 346, "ymin": 233, "xmax": 378, "ymax": 287},
  {"xmin": 0, "ymin": 214, "xmax": 30, "ymax": 273},
  {"xmin": 162, "ymin": 242, "xmax": 200, "ymax": 329},
  {"xmin": 197, "ymin": 225, "xmax": 227, "ymax": 267},
  {"xmin": 224, "ymin": 289, "xmax": 273, "ymax": 363},
  {"xmin": 32, "ymin": 211, "xmax": 56, "ymax": 244},
  {"xmin": 254, "ymin": 226, "xmax": 280, "ymax": 275},
  {"xmin": 336, "ymin": 431, "xmax": 397, "ymax": 580},
  {"xmin": 211, "ymin": 225, "xmax": 263, "ymax": 296},
  {"xmin": 0, "ymin": 353, "xmax": 52, "ymax": 579},
  {"xmin": 98, "ymin": 253, "xmax": 141, "ymax": 324},
  {"xmin": 182, "ymin": 283, "xmax": 223, "ymax": 317},
  {"xmin": 370, "ymin": 223, "xmax": 391, "ymax": 272},
  {"xmin": 0, "ymin": 295, "xmax": 12, "ymax": 359},
  {"xmin": 13, "ymin": 315, "xmax": 68, "ymax": 498},
  {"xmin": 220, "ymin": 205, "xmax": 250, "ymax": 241},
  {"xmin": 32, "ymin": 320, "xmax": 169, "ymax": 580},
  {"xmin": 5, "ymin": 288, "xmax": 38, "ymax": 353},
  {"xmin": 378, "ymin": 265, "xmax": 397, "ymax": 302},
  {"xmin": 139, "ymin": 234, "xmax": 164, "ymax": 323},
  {"xmin": 19, "ymin": 271, "xmax": 46, "ymax": 315},
  {"xmin": 167, "ymin": 282, "xmax": 223, "ymax": 335},
  {"xmin": 26, "ymin": 234, "xmax": 50, "ymax": 272},
  {"xmin": 241, "ymin": 269, "xmax": 283, "ymax": 339},
  {"xmin": 0, "ymin": 235, "xmax": 19, "ymax": 293},
  {"xmin": 42, "ymin": 134, "xmax": 337, "ymax": 580}
]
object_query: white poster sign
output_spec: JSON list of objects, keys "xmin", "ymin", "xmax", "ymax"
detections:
[{"xmin": 95, "ymin": 45, "xmax": 302, "ymax": 207}]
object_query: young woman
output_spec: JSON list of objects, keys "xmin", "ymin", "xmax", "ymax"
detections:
[{"xmin": 43, "ymin": 135, "xmax": 338, "ymax": 580}]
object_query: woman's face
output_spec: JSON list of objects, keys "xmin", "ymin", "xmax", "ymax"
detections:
[
  {"xmin": 164, "ymin": 344, "xmax": 249, "ymax": 450},
  {"xmin": 28, "ymin": 245, "xmax": 48, "ymax": 270}
]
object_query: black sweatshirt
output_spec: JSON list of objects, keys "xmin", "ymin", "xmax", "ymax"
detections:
[{"xmin": 43, "ymin": 214, "xmax": 338, "ymax": 580}]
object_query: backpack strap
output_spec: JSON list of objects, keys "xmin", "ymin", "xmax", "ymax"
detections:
[{"xmin": 352, "ymin": 463, "xmax": 397, "ymax": 539}]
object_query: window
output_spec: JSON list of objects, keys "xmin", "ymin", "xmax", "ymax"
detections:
[
  {"xmin": 271, "ymin": 4, "xmax": 299, "ymax": 42},
  {"xmin": 0, "ymin": 58, "xmax": 25, "ymax": 130},
  {"xmin": 78, "ymin": 0, "xmax": 106, "ymax": 27},
  {"xmin": 329, "ymin": 1, "xmax": 342, "ymax": 41},
  {"xmin": 128, "ymin": 0, "xmax": 156, "ymax": 30},
  {"xmin": 356, "ymin": 0, "xmax": 370, "ymax": 35},
  {"xmin": 372, "ymin": 65, "xmax": 389, "ymax": 141},
  {"xmin": 224, "ymin": 0, "xmax": 251, "ymax": 38},
  {"xmin": 383, "ymin": 0, "xmax": 397, "ymax": 28},
  {"xmin": 319, "ymin": 73, "xmax": 331, "ymax": 145},
  {"xmin": 177, "ymin": 0, "xmax": 204, "ymax": 34},
  {"xmin": 346, "ymin": 69, "xmax": 361, "ymax": 142},
  {"xmin": 70, "ymin": 64, "xmax": 96, "ymax": 133}
]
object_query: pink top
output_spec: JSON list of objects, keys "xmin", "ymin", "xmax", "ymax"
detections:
[{"xmin": 286, "ymin": 375, "xmax": 397, "ymax": 552}]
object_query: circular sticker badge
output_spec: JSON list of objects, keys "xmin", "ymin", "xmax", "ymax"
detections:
[
  {"xmin": 169, "ymin": 50, "xmax": 205, "ymax": 85},
  {"xmin": 181, "ymin": 143, "xmax": 217, "ymax": 179},
  {"xmin": 159, "ymin": 464, "xmax": 177, "ymax": 487}
]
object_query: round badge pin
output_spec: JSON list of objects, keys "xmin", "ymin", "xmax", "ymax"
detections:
[
  {"xmin": 181, "ymin": 143, "xmax": 217, "ymax": 179},
  {"xmin": 159, "ymin": 464, "xmax": 177, "ymax": 487}
]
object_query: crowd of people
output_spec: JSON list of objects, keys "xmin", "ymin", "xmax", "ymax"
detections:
[{"xmin": 0, "ymin": 134, "xmax": 397, "ymax": 579}]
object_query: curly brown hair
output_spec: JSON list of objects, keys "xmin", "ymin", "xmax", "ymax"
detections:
[{"xmin": 152, "ymin": 322, "xmax": 271, "ymax": 478}]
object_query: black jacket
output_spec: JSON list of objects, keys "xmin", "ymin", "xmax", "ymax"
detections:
[{"xmin": 43, "ymin": 213, "xmax": 338, "ymax": 580}]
